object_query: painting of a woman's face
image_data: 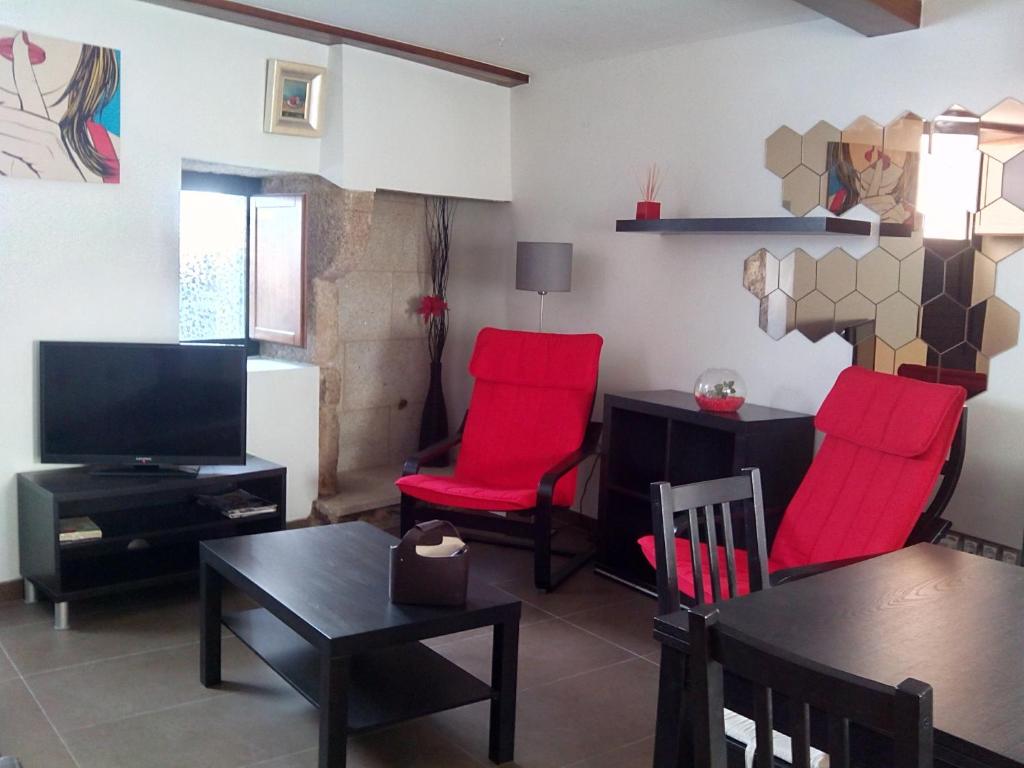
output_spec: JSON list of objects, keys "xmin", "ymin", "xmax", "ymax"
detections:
[
  {"xmin": 0, "ymin": 27, "xmax": 120, "ymax": 184},
  {"xmin": 0, "ymin": 30, "xmax": 85, "ymax": 110}
]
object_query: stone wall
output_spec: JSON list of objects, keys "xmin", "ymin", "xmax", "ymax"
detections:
[{"xmin": 261, "ymin": 176, "xmax": 431, "ymax": 498}]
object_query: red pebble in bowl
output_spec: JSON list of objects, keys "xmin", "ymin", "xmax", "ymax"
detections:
[{"xmin": 695, "ymin": 394, "xmax": 745, "ymax": 413}]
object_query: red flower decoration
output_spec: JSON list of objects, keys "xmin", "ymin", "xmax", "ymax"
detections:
[{"xmin": 417, "ymin": 295, "xmax": 449, "ymax": 323}]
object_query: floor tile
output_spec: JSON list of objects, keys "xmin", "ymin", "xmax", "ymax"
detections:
[
  {"xmin": 0, "ymin": 643, "xmax": 19, "ymax": 682},
  {"xmin": 422, "ymin": 599, "xmax": 551, "ymax": 649},
  {"xmin": 565, "ymin": 736, "xmax": 654, "ymax": 768},
  {"xmin": 25, "ymin": 636, "xmax": 276, "ymax": 733},
  {"xmin": 0, "ymin": 598, "xmax": 53, "ymax": 630},
  {"xmin": 0, "ymin": 591, "xmax": 204, "ymax": 675},
  {"xmin": 497, "ymin": 567, "xmax": 638, "ymax": 617},
  {"xmin": 561, "ymin": 593, "xmax": 660, "ymax": 655},
  {"xmin": 243, "ymin": 719, "xmax": 487, "ymax": 767},
  {"xmin": 0, "ymin": 678, "xmax": 77, "ymax": 768},
  {"xmin": 433, "ymin": 617, "xmax": 631, "ymax": 692},
  {"xmin": 63, "ymin": 673, "xmax": 319, "ymax": 768},
  {"xmin": 430, "ymin": 657, "xmax": 660, "ymax": 768}
]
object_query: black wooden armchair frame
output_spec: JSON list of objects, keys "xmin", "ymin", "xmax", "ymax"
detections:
[{"xmin": 400, "ymin": 419, "xmax": 603, "ymax": 591}]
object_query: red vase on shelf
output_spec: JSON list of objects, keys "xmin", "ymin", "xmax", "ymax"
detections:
[{"xmin": 636, "ymin": 201, "xmax": 661, "ymax": 220}]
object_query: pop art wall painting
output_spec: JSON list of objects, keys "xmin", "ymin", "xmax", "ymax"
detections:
[{"xmin": 0, "ymin": 27, "xmax": 120, "ymax": 183}]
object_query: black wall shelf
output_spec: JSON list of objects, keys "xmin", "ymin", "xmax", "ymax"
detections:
[{"xmin": 615, "ymin": 217, "xmax": 911, "ymax": 237}]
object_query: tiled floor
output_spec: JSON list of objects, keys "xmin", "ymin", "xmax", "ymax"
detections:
[{"xmin": 0, "ymin": 535, "xmax": 661, "ymax": 768}]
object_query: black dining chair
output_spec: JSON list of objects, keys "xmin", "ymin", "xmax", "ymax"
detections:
[
  {"xmin": 649, "ymin": 468, "xmax": 771, "ymax": 614},
  {"xmin": 687, "ymin": 602, "xmax": 934, "ymax": 768},
  {"xmin": 649, "ymin": 469, "xmax": 774, "ymax": 768}
]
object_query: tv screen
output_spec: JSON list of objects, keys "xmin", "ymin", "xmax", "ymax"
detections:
[{"xmin": 40, "ymin": 342, "xmax": 247, "ymax": 466}]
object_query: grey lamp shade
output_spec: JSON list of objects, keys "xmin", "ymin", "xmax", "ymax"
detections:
[{"xmin": 516, "ymin": 242, "xmax": 572, "ymax": 293}]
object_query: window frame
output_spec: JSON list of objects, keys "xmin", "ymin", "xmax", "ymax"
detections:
[{"xmin": 179, "ymin": 171, "xmax": 263, "ymax": 355}]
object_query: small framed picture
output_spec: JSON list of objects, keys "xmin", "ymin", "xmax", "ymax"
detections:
[{"xmin": 264, "ymin": 59, "xmax": 326, "ymax": 137}]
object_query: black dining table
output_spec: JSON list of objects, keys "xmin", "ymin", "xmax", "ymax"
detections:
[{"xmin": 653, "ymin": 544, "xmax": 1024, "ymax": 768}]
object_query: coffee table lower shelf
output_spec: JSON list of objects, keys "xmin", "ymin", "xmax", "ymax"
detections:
[{"xmin": 223, "ymin": 608, "xmax": 494, "ymax": 734}]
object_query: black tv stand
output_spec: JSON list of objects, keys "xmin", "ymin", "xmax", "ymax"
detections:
[
  {"xmin": 17, "ymin": 455, "xmax": 285, "ymax": 630},
  {"xmin": 88, "ymin": 464, "xmax": 200, "ymax": 478}
]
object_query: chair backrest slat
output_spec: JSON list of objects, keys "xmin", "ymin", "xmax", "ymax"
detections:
[
  {"xmin": 649, "ymin": 468, "xmax": 769, "ymax": 610},
  {"xmin": 828, "ymin": 715, "xmax": 851, "ymax": 768},
  {"xmin": 687, "ymin": 606, "xmax": 934, "ymax": 768},
  {"xmin": 704, "ymin": 505, "xmax": 722, "ymax": 603},
  {"xmin": 791, "ymin": 701, "xmax": 812, "ymax": 768},
  {"xmin": 720, "ymin": 501, "xmax": 738, "ymax": 599},
  {"xmin": 688, "ymin": 505, "xmax": 705, "ymax": 606}
]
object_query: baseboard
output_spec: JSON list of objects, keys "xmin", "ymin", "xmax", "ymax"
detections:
[{"xmin": 0, "ymin": 577, "xmax": 24, "ymax": 603}]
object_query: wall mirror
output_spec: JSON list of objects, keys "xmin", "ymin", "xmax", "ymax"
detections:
[{"xmin": 748, "ymin": 98, "xmax": 1024, "ymax": 397}]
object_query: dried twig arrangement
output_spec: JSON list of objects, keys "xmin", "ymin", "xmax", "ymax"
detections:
[
  {"xmin": 638, "ymin": 164, "xmax": 662, "ymax": 202},
  {"xmin": 424, "ymin": 196, "xmax": 457, "ymax": 363}
]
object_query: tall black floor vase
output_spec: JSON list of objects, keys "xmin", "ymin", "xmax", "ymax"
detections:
[{"xmin": 418, "ymin": 361, "xmax": 450, "ymax": 466}]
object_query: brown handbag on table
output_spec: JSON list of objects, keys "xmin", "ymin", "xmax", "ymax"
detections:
[{"xmin": 389, "ymin": 520, "xmax": 469, "ymax": 607}]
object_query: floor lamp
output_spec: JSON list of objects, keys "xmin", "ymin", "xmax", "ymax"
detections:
[{"xmin": 516, "ymin": 241, "xmax": 572, "ymax": 331}]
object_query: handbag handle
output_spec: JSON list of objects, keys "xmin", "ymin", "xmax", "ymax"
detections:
[{"xmin": 396, "ymin": 519, "xmax": 461, "ymax": 553}]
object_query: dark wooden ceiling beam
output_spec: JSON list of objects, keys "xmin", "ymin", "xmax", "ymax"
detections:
[
  {"xmin": 139, "ymin": 0, "xmax": 530, "ymax": 87},
  {"xmin": 792, "ymin": 0, "xmax": 921, "ymax": 36}
]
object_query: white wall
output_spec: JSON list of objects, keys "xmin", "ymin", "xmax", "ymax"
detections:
[
  {"xmin": 0, "ymin": 0, "xmax": 329, "ymax": 582},
  {"xmin": 247, "ymin": 360, "xmax": 319, "ymax": 522},
  {"xmin": 321, "ymin": 45, "xmax": 512, "ymax": 200},
  {"xmin": 509, "ymin": 0, "xmax": 1024, "ymax": 545}
]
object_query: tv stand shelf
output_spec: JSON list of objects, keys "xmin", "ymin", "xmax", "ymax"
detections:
[{"xmin": 17, "ymin": 455, "xmax": 285, "ymax": 629}]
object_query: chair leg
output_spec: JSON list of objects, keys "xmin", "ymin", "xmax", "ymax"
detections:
[
  {"xmin": 533, "ymin": 503, "xmax": 552, "ymax": 590},
  {"xmin": 400, "ymin": 494, "xmax": 417, "ymax": 535},
  {"xmin": 653, "ymin": 643, "xmax": 691, "ymax": 768}
]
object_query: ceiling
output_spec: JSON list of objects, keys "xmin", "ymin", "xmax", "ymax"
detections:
[{"xmin": 242, "ymin": 0, "xmax": 820, "ymax": 75}]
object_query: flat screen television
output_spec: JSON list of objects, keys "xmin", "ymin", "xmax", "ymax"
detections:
[{"xmin": 39, "ymin": 341, "xmax": 247, "ymax": 471}]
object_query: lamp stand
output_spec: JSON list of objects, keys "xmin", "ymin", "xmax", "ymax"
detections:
[{"xmin": 537, "ymin": 290, "xmax": 548, "ymax": 331}]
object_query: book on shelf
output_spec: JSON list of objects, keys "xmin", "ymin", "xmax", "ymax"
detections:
[
  {"xmin": 197, "ymin": 489, "xmax": 278, "ymax": 519},
  {"xmin": 60, "ymin": 516, "xmax": 102, "ymax": 543}
]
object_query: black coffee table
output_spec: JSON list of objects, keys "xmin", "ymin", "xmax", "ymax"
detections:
[{"xmin": 199, "ymin": 521, "xmax": 521, "ymax": 768}]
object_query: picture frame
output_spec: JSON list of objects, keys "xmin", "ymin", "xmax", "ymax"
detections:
[{"xmin": 263, "ymin": 59, "xmax": 326, "ymax": 137}]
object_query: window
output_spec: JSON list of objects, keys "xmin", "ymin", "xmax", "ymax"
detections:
[{"xmin": 178, "ymin": 171, "xmax": 306, "ymax": 350}]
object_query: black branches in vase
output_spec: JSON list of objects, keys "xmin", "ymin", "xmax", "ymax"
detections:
[{"xmin": 419, "ymin": 196, "xmax": 457, "ymax": 363}]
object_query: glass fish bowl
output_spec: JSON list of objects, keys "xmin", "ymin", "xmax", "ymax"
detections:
[{"xmin": 694, "ymin": 369, "xmax": 747, "ymax": 413}]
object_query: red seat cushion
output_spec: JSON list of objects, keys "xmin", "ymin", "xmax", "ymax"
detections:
[
  {"xmin": 395, "ymin": 474, "xmax": 536, "ymax": 512},
  {"xmin": 637, "ymin": 534, "xmax": 754, "ymax": 599}
]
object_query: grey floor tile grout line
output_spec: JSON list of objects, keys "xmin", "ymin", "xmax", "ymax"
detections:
[
  {"xmin": 2, "ymin": 645, "xmax": 84, "ymax": 768},
  {"xmin": 524, "ymin": 654, "xmax": 651, "ymax": 696},
  {"xmin": 555, "ymin": 611, "xmax": 652, "ymax": 661},
  {"xmin": 17, "ymin": 636, "xmax": 212, "ymax": 680},
  {"xmin": 236, "ymin": 745, "xmax": 315, "ymax": 767},
  {"xmin": 560, "ymin": 734, "xmax": 654, "ymax": 768},
  {"xmin": 0, "ymin": 640, "xmax": 22, "ymax": 681}
]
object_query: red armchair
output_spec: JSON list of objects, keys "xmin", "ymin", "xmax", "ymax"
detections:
[
  {"xmin": 639, "ymin": 366, "xmax": 968, "ymax": 601},
  {"xmin": 397, "ymin": 327, "xmax": 604, "ymax": 591}
]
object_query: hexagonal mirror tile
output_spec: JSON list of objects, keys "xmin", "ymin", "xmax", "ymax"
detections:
[
  {"xmin": 944, "ymin": 249, "xmax": 996, "ymax": 307},
  {"xmin": 921, "ymin": 249, "xmax": 946, "ymax": 303},
  {"xmin": 802, "ymin": 121, "xmax": 841, "ymax": 174},
  {"xmin": 967, "ymin": 296, "xmax": 1020, "ymax": 357},
  {"xmin": 857, "ymin": 247, "xmax": 900, "ymax": 303},
  {"xmin": 979, "ymin": 235, "xmax": 1024, "ymax": 262},
  {"xmin": 782, "ymin": 165, "xmax": 822, "ymax": 216},
  {"xmin": 843, "ymin": 116, "xmax": 883, "ymax": 148},
  {"xmin": 875, "ymin": 293, "xmax": 920, "ymax": 349},
  {"xmin": 899, "ymin": 249, "xmax": 925, "ymax": 303},
  {"xmin": 879, "ymin": 229, "xmax": 923, "ymax": 260},
  {"xmin": 979, "ymin": 97, "xmax": 1024, "ymax": 163},
  {"xmin": 817, "ymin": 248, "xmax": 856, "ymax": 301},
  {"xmin": 743, "ymin": 249, "xmax": 780, "ymax": 299},
  {"xmin": 884, "ymin": 112, "xmax": 925, "ymax": 154},
  {"xmin": 759, "ymin": 290, "xmax": 796, "ymax": 340},
  {"xmin": 920, "ymin": 295, "xmax": 967, "ymax": 353},
  {"xmin": 1001, "ymin": 151, "xmax": 1024, "ymax": 210},
  {"xmin": 795, "ymin": 290, "xmax": 835, "ymax": 342},
  {"xmin": 766, "ymin": 127, "xmax": 803, "ymax": 178},
  {"xmin": 834, "ymin": 292, "xmax": 876, "ymax": 344},
  {"xmin": 779, "ymin": 248, "xmax": 816, "ymax": 300},
  {"xmin": 894, "ymin": 338, "xmax": 929, "ymax": 372}
]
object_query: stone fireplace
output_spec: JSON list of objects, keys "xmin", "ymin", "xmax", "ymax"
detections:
[{"xmin": 260, "ymin": 176, "xmax": 435, "ymax": 519}]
